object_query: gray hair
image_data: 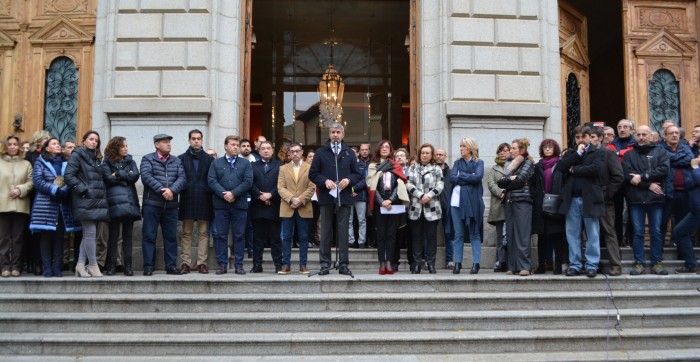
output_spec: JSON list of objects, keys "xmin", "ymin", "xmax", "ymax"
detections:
[{"xmin": 329, "ymin": 123, "xmax": 345, "ymax": 133}]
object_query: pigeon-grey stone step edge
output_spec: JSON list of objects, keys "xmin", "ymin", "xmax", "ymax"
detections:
[
  {"xmin": 2, "ymin": 328, "xmax": 698, "ymax": 355},
  {"xmin": 8, "ymin": 349, "xmax": 700, "ymax": 362},
  {"xmin": 2, "ymin": 290, "xmax": 698, "ymax": 313},
  {"xmin": 3, "ymin": 308, "xmax": 699, "ymax": 333},
  {"xmin": 3, "ymin": 274, "xmax": 699, "ymax": 295}
]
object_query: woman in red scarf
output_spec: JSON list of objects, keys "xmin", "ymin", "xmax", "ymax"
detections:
[{"xmin": 366, "ymin": 140, "xmax": 407, "ymax": 274}]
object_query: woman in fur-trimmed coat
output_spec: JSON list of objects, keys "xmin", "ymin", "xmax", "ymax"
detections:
[{"xmin": 406, "ymin": 143, "xmax": 443, "ymax": 274}]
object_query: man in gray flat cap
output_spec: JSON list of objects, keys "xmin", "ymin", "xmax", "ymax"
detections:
[{"xmin": 140, "ymin": 133, "xmax": 186, "ymax": 275}]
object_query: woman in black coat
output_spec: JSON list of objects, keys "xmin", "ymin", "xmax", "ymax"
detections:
[
  {"xmin": 531, "ymin": 139, "xmax": 567, "ymax": 275},
  {"xmin": 65, "ymin": 130, "xmax": 110, "ymax": 277},
  {"xmin": 497, "ymin": 138, "xmax": 535, "ymax": 276},
  {"xmin": 102, "ymin": 136, "xmax": 141, "ymax": 276}
]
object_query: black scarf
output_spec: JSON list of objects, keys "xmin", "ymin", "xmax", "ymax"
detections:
[{"xmin": 188, "ymin": 146, "xmax": 204, "ymax": 159}]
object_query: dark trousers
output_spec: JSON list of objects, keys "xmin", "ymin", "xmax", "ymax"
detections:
[
  {"xmin": 0, "ymin": 213, "xmax": 28, "ymax": 271},
  {"xmin": 107, "ymin": 218, "xmax": 134, "ymax": 268},
  {"xmin": 375, "ymin": 212, "xmax": 398, "ymax": 263},
  {"xmin": 505, "ymin": 201, "xmax": 532, "ymax": 272},
  {"xmin": 141, "ymin": 205, "xmax": 179, "ymax": 271},
  {"xmin": 213, "ymin": 207, "xmax": 247, "ymax": 268},
  {"xmin": 600, "ymin": 203, "xmax": 621, "ymax": 267},
  {"xmin": 394, "ymin": 221, "xmax": 413, "ymax": 267},
  {"xmin": 319, "ymin": 204, "xmax": 350, "ymax": 268},
  {"xmin": 673, "ymin": 209, "xmax": 700, "ymax": 269},
  {"xmin": 411, "ymin": 216, "xmax": 438, "ymax": 266},
  {"xmin": 245, "ymin": 208, "xmax": 254, "ymax": 254},
  {"xmin": 493, "ymin": 220, "xmax": 507, "ymax": 266},
  {"xmin": 661, "ymin": 191, "xmax": 689, "ymax": 244},
  {"xmin": 40, "ymin": 216, "xmax": 64, "ymax": 276},
  {"xmin": 252, "ymin": 218, "xmax": 282, "ymax": 267}
]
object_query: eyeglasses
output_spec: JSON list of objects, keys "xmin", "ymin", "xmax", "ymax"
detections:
[
  {"xmin": 542, "ymin": 146, "xmax": 554, "ymax": 150},
  {"xmin": 498, "ymin": 149, "xmax": 509, "ymax": 154}
]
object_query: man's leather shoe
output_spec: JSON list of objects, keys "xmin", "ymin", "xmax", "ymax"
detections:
[
  {"xmin": 608, "ymin": 266, "xmax": 622, "ymax": 276},
  {"xmin": 277, "ymin": 265, "xmax": 291, "ymax": 275},
  {"xmin": 427, "ymin": 264, "xmax": 437, "ymax": 274},
  {"xmin": 300, "ymin": 265, "xmax": 310, "ymax": 274},
  {"xmin": 234, "ymin": 267, "xmax": 246, "ymax": 275},
  {"xmin": 166, "ymin": 267, "xmax": 182, "ymax": 275},
  {"xmin": 274, "ymin": 264, "xmax": 282, "ymax": 273},
  {"xmin": 180, "ymin": 263, "xmax": 190, "ymax": 274},
  {"xmin": 198, "ymin": 264, "xmax": 209, "ymax": 274},
  {"xmin": 143, "ymin": 269, "xmax": 153, "ymax": 276},
  {"xmin": 215, "ymin": 265, "xmax": 227, "ymax": 275},
  {"xmin": 250, "ymin": 264, "xmax": 263, "ymax": 273},
  {"xmin": 565, "ymin": 268, "xmax": 579, "ymax": 276},
  {"xmin": 318, "ymin": 269, "xmax": 329, "ymax": 275},
  {"xmin": 339, "ymin": 266, "xmax": 352, "ymax": 276},
  {"xmin": 586, "ymin": 269, "xmax": 597, "ymax": 278}
]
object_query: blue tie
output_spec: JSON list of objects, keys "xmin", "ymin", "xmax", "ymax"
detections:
[{"xmin": 228, "ymin": 157, "xmax": 235, "ymax": 170}]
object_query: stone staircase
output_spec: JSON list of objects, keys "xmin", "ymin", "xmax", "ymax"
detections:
[{"xmin": 1, "ymin": 250, "xmax": 699, "ymax": 360}]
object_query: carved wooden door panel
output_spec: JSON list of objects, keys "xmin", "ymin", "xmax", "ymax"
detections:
[
  {"xmin": 622, "ymin": 0, "xmax": 699, "ymax": 131},
  {"xmin": 559, "ymin": 1, "xmax": 591, "ymax": 148}
]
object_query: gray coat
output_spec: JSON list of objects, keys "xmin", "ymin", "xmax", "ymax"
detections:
[{"xmin": 486, "ymin": 163, "xmax": 506, "ymax": 224}]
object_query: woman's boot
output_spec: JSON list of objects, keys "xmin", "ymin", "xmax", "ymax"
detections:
[
  {"xmin": 75, "ymin": 263, "xmax": 90, "ymax": 277},
  {"xmin": 87, "ymin": 264, "xmax": 103, "ymax": 277},
  {"xmin": 453, "ymin": 262, "xmax": 462, "ymax": 274}
]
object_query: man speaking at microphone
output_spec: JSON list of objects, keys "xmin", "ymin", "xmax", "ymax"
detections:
[{"xmin": 309, "ymin": 123, "xmax": 363, "ymax": 275}]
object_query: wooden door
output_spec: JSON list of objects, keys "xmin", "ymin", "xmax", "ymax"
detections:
[{"xmin": 559, "ymin": 1, "xmax": 591, "ymax": 148}]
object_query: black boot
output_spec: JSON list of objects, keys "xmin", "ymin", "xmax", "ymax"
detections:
[
  {"xmin": 124, "ymin": 262, "xmax": 134, "ymax": 276},
  {"xmin": 411, "ymin": 264, "xmax": 421, "ymax": 274},
  {"xmin": 534, "ymin": 264, "xmax": 546, "ymax": 274},
  {"xmin": 470, "ymin": 263, "xmax": 480, "ymax": 274},
  {"xmin": 427, "ymin": 264, "xmax": 436, "ymax": 274},
  {"xmin": 105, "ymin": 262, "xmax": 116, "ymax": 276},
  {"xmin": 453, "ymin": 262, "xmax": 462, "ymax": 274}
]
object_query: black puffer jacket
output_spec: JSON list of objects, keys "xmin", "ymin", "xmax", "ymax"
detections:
[
  {"xmin": 622, "ymin": 143, "xmax": 669, "ymax": 205},
  {"xmin": 497, "ymin": 156, "xmax": 534, "ymax": 203},
  {"xmin": 64, "ymin": 147, "xmax": 110, "ymax": 222},
  {"xmin": 102, "ymin": 155, "xmax": 141, "ymax": 220}
]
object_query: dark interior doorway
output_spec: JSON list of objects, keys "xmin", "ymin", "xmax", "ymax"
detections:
[
  {"xmin": 250, "ymin": 0, "xmax": 410, "ymax": 154},
  {"xmin": 567, "ymin": 0, "xmax": 626, "ymax": 128}
]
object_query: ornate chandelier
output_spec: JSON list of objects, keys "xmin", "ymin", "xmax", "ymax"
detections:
[{"xmin": 318, "ymin": 64, "xmax": 344, "ymax": 128}]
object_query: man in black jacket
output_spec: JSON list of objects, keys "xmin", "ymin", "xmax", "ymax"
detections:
[
  {"xmin": 436, "ymin": 148, "xmax": 453, "ymax": 268},
  {"xmin": 140, "ymin": 133, "xmax": 187, "ymax": 275},
  {"xmin": 178, "ymin": 129, "xmax": 214, "ymax": 274},
  {"xmin": 557, "ymin": 125, "xmax": 606, "ymax": 278},
  {"xmin": 309, "ymin": 123, "xmax": 362, "ymax": 275},
  {"xmin": 592, "ymin": 128, "xmax": 624, "ymax": 276},
  {"xmin": 248, "ymin": 141, "xmax": 283, "ymax": 273},
  {"xmin": 623, "ymin": 125, "xmax": 670, "ymax": 275}
]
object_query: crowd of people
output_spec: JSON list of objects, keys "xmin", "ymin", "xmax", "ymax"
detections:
[{"xmin": 0, "ymin": 120, "xmax": 699, "ymax": 278}]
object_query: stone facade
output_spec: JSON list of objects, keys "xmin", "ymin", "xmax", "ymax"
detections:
[{"xmin": 91, "ymin": 0, "xmax": 564, "ymax": 246}]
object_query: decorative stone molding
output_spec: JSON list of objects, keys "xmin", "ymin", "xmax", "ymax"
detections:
[
  {"xmin": 0, "ymin": 28, "xmax": 14, "ymax": 50},
  {"xmin": 637, "ymin": 7, "xmax": 686, "ymax": 32},
  {"xmin": 0, "ymin": 0, "xmax": 11, "ymax": 17}
]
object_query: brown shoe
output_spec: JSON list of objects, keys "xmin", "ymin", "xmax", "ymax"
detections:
[
  {"xmin": 608, "ymin": 266, "xmax": 622, "ymax": 276},
  {"xmin": 278, "ymin": 265, "xmax": 291, "ymax": 275},
  {"xmin": 198, "ymin": 264, "xmax": 209, "ymax": 274},
  {"xmin": 180, "ymin": 263, "xmax": 190, "ymax": 274},
  {"xmin": 300, "ymin": 265, "xmax": 309, "ymax": 274},
  {"xmin": 10, "ymin": 269, "xmax": 20, "ymax": 277}
]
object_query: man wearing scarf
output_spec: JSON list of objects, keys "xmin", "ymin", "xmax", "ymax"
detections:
[{"xmin": 178, "ymin": 130, "xmax": 214, "ymax": 274}]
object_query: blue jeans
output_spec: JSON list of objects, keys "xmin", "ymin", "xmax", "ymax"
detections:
[
  {"xmin": 451, "ymin": 207, "xmax": 481, "ymax": 264},
  {"xmin": 141, "ymin": 205, "xmax": 179, "ymax": 271},
  {"xmin": 565, "ymin": 197, "xmax": 600, "ymax": 272},
  {"xmin": 281, "ymin": 210, "xmax": 310, "ymax": 267},
  {"xmin": 213, "ymin": 207, "xmax": 247, "ymax": 268},
  {"xmin": 673, "ymin": 209, "xmax": 699, "ymax": 269},
  {"xmin": 629, "ymin": 203, "xmax": 663, "ymax": 265}
]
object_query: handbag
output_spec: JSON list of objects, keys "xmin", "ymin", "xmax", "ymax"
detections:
[{"xmin": 542, "ymin": 193, "xmax": 562, "ymax": 215}]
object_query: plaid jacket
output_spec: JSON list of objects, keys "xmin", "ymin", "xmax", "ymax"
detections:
[{"xmin": 406, "ymin": 163, "xmax": 444, "ymax": 221}]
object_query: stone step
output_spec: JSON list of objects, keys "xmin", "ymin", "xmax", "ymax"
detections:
[
  {"xmin": 4, "ymin": 308, "xmax": 699, "ymax": 334},
  {"xmin": 9, "ymin": 349, "xmax": 700, "ymax": 361},
  {"xmin": 2, "ymin": 328, "xmax": 698, "ymax": 355},
  {"xmin": 2, "ymin": 289, "xmax": 698, "ymax": 313},
  {"xmin": 3, "ymin": 274, "xmax": 699, "ymax": 294}
]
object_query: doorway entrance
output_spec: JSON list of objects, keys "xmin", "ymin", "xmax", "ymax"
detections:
[{"xmin": 247, "ymin": 0, "xmax": 411, "ymax": 154}]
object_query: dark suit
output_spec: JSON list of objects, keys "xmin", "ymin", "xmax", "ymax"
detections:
[
  {"xmin": 208, "ymin": 156, "xmax": 253, "ymax": 269},
  {"xmin": 249, "ymin": 159, "xmax": 283, "ymax": 269}
]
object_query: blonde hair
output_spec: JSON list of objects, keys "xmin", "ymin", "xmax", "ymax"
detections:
[
  {"xmin": 512, "ymin": 138, "xmax": 533, "ymax": 161},
  {"xmin": 29, "ymin": 130, "xmax": 52, "ymax": 151},
  {"xmin": 459, "ymin": 137, "xmax": 480, "ymax": 161}
]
